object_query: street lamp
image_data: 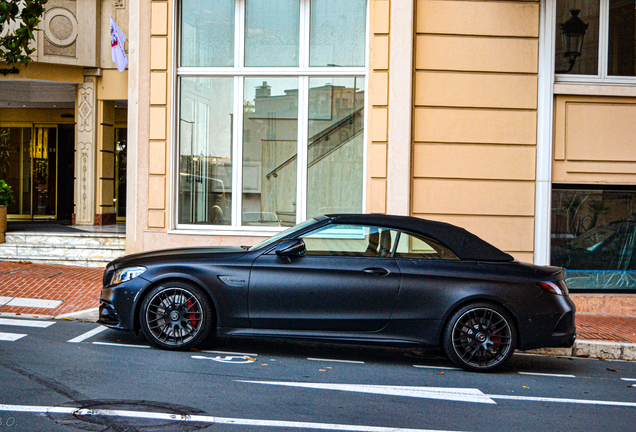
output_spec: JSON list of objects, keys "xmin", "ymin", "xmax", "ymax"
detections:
[{"xmin": 556, "ymin": 9, "xmax": 588, "ymax": 74}]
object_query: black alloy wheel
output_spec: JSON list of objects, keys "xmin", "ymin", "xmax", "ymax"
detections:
[
  {"xmin": 443, "ymin": 303, "xmax": 516, "ymax": 372},
  {"xmin": 140, "ymin": 282, "xmax": 213, "ymax": 350}
]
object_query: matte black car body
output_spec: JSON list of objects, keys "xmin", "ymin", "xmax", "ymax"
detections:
[{"xmin": 99, "ymin": 214, "xmax": 576, "ymax": 371}]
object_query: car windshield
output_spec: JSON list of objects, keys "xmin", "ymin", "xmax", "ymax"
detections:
[{"xmin": 248, "ymin": 218, "xmax": 319, "ymax": 251}]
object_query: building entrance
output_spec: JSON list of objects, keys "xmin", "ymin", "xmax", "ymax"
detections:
[{"xmin": 0, "ymin": 125, "xmax": 74, "ymax": 220}]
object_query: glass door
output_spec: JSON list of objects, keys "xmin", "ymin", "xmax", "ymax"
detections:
[
  {"xmin": 0, "ymin": 125, "xmax": 58, "ymax": 219},
  {"xmin": 115, "ymin": 127, "xmax": 127, "ymax": 220}
]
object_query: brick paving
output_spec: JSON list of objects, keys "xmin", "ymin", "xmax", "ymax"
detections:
[
  {"xmin": 0, "ymin": 261, "xmax": 636, "ymax": 347},
  {"xmin": 0, "ymin": 261, "xmax": 103, "ymax": 317}
]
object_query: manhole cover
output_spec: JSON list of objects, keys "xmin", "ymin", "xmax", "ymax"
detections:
[{"xmin": 48, "ymin": 399, "xmax": 211, "ymax": 431}]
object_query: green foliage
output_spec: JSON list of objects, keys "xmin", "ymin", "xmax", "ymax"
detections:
[
  {"xmin": 0, "ymin": 0, "xmax": 49, "ymax": 66},
  {"xmin": 0, "ymin": 180, "xmax": 14, "ymax": 207}
]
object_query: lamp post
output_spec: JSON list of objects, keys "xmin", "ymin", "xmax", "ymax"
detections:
[{"xmin": 556, "ymin": 9, "xmax": 589, "ymax": 74}]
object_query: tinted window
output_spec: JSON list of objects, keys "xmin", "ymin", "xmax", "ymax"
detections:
[
  {"xmin": 301, "ymin": 224, "xmax": 398, "ymax": 257},
  {"xmin": 395, "ymin": 232, "xmax": 459, "ymax": 260}
]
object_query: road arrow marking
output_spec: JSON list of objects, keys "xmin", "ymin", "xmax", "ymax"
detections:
[
  {"xmin": 240, "ymin": 380, "xmax": 636, "ymax": 408},
  {"xmin": 238, "ymin": 381, "xmax": 496, "ymax": 404}
]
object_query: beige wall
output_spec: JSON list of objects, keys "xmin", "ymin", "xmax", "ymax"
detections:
[
  {"xmin": 410, "ymin": 0, "xmax": 540, "ymax": 262},
  {"xmin": 367, "ymin": 0, "xmax": 391, "ymax": 214},
  {"xmin": 553, "ymin": 95, "xmax": 636, "ymax": 184}
]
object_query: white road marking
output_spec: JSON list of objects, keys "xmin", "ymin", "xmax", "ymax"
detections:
[
  {"xmin": 239, "ymin": 381, "xmax": 496, "ymax": 404},
  {"xmin": 518, "ymin": 372, "xmax": 575, "ymax": 378},
  {"xmin": 4, "ymin": 298, "xmax": 63, "ymax": 309},
  {"xmin": 489, "ymin": 394, "xmax": 636, "ymax": 408},
  {"xmin": 92, "ymin": 342, "xmax": 150, "ymax": 349},
  {"xmin": 67, "ymin": 325, "xmax": 108, "ymax": 343},
  {"xmin": 0, "ymin": 332, "xmax": 27, "ymax": 341},
  {"xmin": 0, "ymin": 403, "xmax": 459, "ymax": 432},
  {"xmin": 307, "ymin": 358, "xmax": 365, "ymax": 364},
  {"xmin": 241, "ymin": 380, "xmax": 636, "ymax": 408},
  {"xmin": 0, "ymin": 318, "xmax": 55, "ymax": 328},
  {"xmin": 201, "ymin": 350, "xmax": 258, "ymax": 357},
  {"xmin": 621, "ymin": 378, "xmax": 636, "ymax": 382},
  {"xmin": 413, "ymin": 365, "xmax": 460, "ymax": 370},
  {"xmin": 192, "ymin": 355, "xmax": 256, "ymax": 364}
]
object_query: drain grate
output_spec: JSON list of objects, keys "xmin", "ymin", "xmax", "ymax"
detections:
[{"xmin": 577, "ymin": 331, "xmax": 628, "ymax": 342}]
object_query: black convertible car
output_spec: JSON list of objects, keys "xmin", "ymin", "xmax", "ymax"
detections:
[{"xmin": 98, "ymin": 214, "xmax": 576, "ymax": 371}]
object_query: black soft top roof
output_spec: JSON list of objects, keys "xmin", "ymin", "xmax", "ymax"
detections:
[{"xmin": 323, "ymin": 214, "xmax": 514, "ymax": 262}]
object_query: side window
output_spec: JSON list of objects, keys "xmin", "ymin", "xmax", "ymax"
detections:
[
  {"xmin": 301, "ymin": 224, "xmax": 398, "ymax": 257},
  {"xmin": 395, "ymin": 232, "xmax": 459, "ymax": 260}
]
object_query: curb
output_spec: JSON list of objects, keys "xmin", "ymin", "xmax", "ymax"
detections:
[
  {"xmin": 55, "ymin": 307, "xmax": 99, "ymax": 322},
  {"xmin": 524, "ymin": 340, "xmax": 636, "ymax": 361}
]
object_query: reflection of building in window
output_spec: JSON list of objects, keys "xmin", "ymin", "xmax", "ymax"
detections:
[
  {"xmin": 243, "ymin": 80, "xmax": 365, "ymax": 225},
  {"xmin": 551, "ymin": 188, "xmax": 636, "ymax": 291}
]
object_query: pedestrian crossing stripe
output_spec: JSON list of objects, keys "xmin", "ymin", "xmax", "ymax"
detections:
[
  {"xmin": 0, "ymin": 332, "xmax": 27, "ymax": 341},
  {"xmin": 0, "ymin": 318, "xmax": 55, "ymax": 328}
]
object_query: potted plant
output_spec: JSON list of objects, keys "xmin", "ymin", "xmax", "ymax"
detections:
[{"xmin": 0, "ymin": 180, "xmax": 14, "ymax": 243}]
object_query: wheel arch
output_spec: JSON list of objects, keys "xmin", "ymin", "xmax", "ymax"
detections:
[
  {"xmin": 132, "ymin": 275, "xmax": 219, "ymax": 332},
  {"xmin": 439, "ymin": 296, "xmax": 521, "ymax": 349}
]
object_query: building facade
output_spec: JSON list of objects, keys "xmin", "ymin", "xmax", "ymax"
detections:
[
  {"xmin": 2, "ymin": 0, "xmax": 635, "ymax": 313},
  {"xmin": 1, "ymin": 0, "xmax": 128, "ymax": 226}
]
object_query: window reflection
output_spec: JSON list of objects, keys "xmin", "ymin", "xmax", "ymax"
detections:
[
  {"xmin": 243, "ymin": 78, "xmax": 299, "ymax": 227},
  {"xmin": 551, "ymin": 188, "xmax": 636, "ymax": 291},
  {"xmin": 180, "ymin": 0, "xmax": 234, "ymax": 67},
  {"xmin": 306, "ymin": 77, "xmax": 364, "ymax": 219},
  {"xmin": 178, "ymin": 78, "xmax": 234, "ymax": 225},
  {"xmin": 555, "ymin": 1, "xmax": 599, "ymax": 75},
  {"xmin": 608, "ymin": 0, "xmax": 636, "ymax": 76},
  {"xmin": 245, "ymin": 0, "xmax": 300, "ymax": 67}
]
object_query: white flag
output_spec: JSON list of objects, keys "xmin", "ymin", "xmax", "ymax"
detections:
[{"xmin": 110, "ymin": 15, "xmax": 128, "ymax": 72}]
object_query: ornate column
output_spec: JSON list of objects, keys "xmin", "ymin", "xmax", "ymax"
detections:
[{"xmin": 75, "ymin": 77, "xmax": 97, "ymax": 225}]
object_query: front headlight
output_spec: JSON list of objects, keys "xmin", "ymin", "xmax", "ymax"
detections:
[{"xmin": 110, "ymin": 266, "xmax": 146, "ymax": 286}]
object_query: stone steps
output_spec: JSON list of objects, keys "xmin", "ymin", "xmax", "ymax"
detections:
[{"xmin": 0, "ymin": 232, "xmax": 125, "ymax": 268}]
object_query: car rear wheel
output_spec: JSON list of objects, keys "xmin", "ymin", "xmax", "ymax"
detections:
[
  {"xmin": 443, "ymin": 303, "xmax": 516, "ymax": 372},
  {"xmin": 140, "ymin": 281, "xmax": 213, "ymax": 350}
]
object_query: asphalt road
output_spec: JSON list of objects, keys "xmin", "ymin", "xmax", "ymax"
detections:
[{"xmin": 0, "ymin": 317, "xmax": 635, "ymax": 432}]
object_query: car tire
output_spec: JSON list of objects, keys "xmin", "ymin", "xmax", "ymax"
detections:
[
  {"xmin": 443, "ymin": 302, "xmax": 517, "ymax": 372},
  {"xmin": 140, "ymin": 281, "xmax": 214, "ymax": 351}
]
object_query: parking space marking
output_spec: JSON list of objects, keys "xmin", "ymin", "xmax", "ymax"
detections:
[
  {"xmin": 67, "ymin": 325, "xmax": 108, "ymax": 343},
  {"xmin": 192, "ymin": 355, "xmax": 257, "ymax": 364},
  {"xmin": 92, "ymin": 342, "xmax": 151, "ymax": 349},
  {"xmin": 413, "ymin": 365, "xmax": 460, "ymax": 371},
  {"xmin": 307, "ymin": 358, "xmax": 365, "ymax": 364},
  {"xmin": 0, "ymin": 318, "xmax": 55, "ymax": 328},
  {"xmin": 621, "ymin": 378, "xmax": 636, "ymax": 381},
  {"xmin": 201, "ymin": 350, "xmax": 258, "ymax": 357},
  {"xmin": 518, "ymin": 372, "xmax": 576, "ymax": 378},
  {"xmin": 0, "ymin": 332, "xmax": 27, "ymax": 341}
]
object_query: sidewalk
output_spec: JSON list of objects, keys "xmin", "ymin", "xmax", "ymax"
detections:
[{"xmin": 0, "ymin": 261, "xmax": 635, "ymax": 360}]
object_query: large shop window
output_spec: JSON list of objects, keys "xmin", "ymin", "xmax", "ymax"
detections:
[
  {"xmin": 555, "ymin": 0, "xmax": 636, "ymax": 81},
  {"xmin": 551, "ymin": 187, "xmax": 636, "ymax": 291},
  {"xmin": 177, "ymin": 0, "xmax": 367, "ymax": 229}
]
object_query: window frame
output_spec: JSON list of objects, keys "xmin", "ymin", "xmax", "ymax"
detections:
[
  {"xmin": 554, "ymin": 0, "xmax": 636, "ymax": 84},
  {"xmin": 171, "ymin": 0, "xmax": 370, "ymax": 234}
]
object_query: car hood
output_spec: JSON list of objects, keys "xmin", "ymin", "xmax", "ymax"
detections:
[{"xmin": 109, "ymin": 246, "xmax": 248, "ymax": 269}]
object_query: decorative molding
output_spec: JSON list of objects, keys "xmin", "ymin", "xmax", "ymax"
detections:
[
  {"xmin": 77, "ymin": 86, "xmax": 94, "ymax": 133},
  {"xmin": 114, "ymin": 0, "xmax": 126, "ymax": 9},
  {"xmin": 76, "ymin": 80, "xmax": 97, "ymax": 225},
  {"xmin": 43, "ymin": 7, "xmax": 79, "ymax": 47}
]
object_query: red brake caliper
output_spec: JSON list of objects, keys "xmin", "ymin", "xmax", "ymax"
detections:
[{"xmin": 186, "ymin": 300, "xmax": 198, "ymax": 328}]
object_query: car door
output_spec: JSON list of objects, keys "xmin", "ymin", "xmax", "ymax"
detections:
[{"xmin": 248, "ymin": 224, "xmax": 401, "ymax": 332}]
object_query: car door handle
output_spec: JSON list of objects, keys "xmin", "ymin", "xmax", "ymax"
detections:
[{"xmin": 363, "ymin": 267, "xmax": 390, "ymax": 276}]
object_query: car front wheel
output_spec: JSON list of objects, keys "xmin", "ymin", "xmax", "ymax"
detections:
[
  {"xmin": 443, "ymin": 303, "xmax": 516, "ymax": 372},
  {"xmin": 140, "ymin": 281, "xmax": 213, "ymax": 350}
]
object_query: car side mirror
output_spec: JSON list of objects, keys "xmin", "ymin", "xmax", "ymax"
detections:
[{"xmin": 275, "ymin": 239, "xmax": 306, "ymax": 258}]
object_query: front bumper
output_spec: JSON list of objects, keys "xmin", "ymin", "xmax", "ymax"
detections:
[{"xmin": 97, "ymin": 276, "xmax": 150, "ymax": 331}]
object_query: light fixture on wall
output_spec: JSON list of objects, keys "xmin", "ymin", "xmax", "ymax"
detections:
[{"xmin": 556, "ymin": 9, "xmax": 588, "ymax": 74}]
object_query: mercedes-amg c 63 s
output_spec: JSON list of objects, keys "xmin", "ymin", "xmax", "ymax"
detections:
[{"xmin": 98, "ymin": 214, "xmax": 576, "ymax": 371}]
